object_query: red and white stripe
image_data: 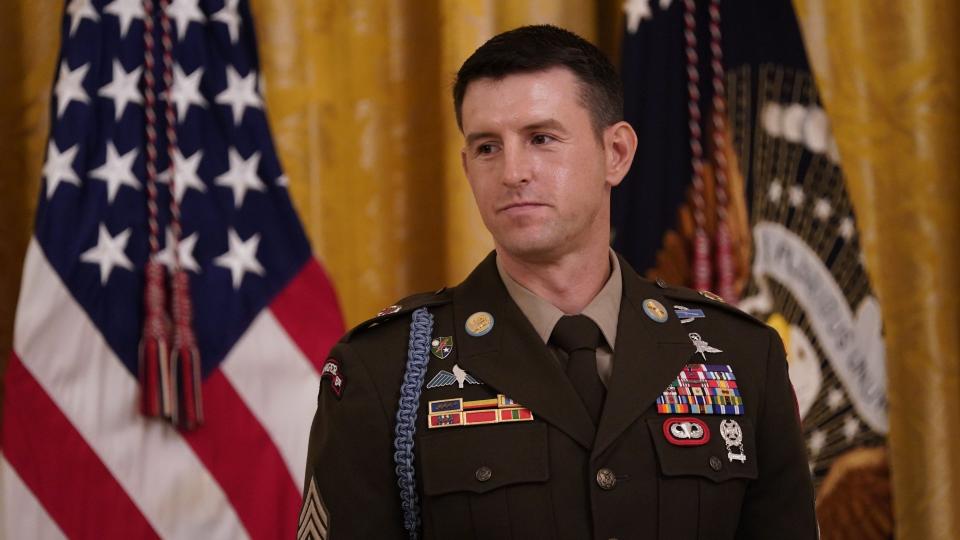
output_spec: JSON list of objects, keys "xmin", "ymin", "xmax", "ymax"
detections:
[{"xmin": 1, "ymin": 239, "xmax": 344, "ymax": 539}]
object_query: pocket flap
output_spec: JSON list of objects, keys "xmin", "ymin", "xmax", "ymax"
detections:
[
  {"xmin": 647, "ymin": 416, "xmax": 759, "ymax": 483},
  {"xmin": 419, "ymin": 423, "xmax": 549, "ymax": 496}
]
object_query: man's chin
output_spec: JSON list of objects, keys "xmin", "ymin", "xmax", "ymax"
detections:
[{"xmin": 494, "ymin": 233, "xmax": 564, "ymax": 263}]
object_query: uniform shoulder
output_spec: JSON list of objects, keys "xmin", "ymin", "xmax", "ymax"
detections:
[
  {"xmin": 655, "ymin": 280, "xmax": 767, "ymax": 328},
  {"xmin": 341, "ymin": 286, "xmax": 453, "ymax": 343}
]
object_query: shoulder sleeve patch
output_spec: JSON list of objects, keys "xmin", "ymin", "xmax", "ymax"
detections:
[{"xmin": 320, "ymin": 357, "xmax": 345, "ymax": 399}]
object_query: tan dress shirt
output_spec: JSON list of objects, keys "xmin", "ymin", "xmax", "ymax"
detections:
[{"xmin": 496, "ymin": 251, "xmax": 622, "ymax": 386}]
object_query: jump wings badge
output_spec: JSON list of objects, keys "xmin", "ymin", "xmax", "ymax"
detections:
[{"xmin": 431, "ymin": 336, "xmax": 453, "ymax": 359}]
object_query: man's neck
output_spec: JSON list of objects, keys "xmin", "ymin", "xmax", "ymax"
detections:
[{"xmin": 496, "ymin": 244, "xmax": 612, "ymax": 315}]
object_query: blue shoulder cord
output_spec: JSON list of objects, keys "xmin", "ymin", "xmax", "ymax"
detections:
[{"xmin": 393, "ymin": 307, "xmax": 434, "ymax": 539}]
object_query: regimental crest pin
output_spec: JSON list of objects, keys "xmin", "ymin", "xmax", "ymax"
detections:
[
  {"xmin": 376, "ymin": 304, "xmax": 401, "ymax": 317},
  {"xmin": 673, "ymin": 305, "xmax": 705, "ymax": 324},
  {"xmin": 698, "ymin": 290, "xmax": 725, "ymax": 303},
  {"xmin": 431, "ymin": 336, "xmax": 454, "ymax": 359},
  {"xmin": 689, "ymin": 332, "xmax": 722, "ymax": 361},
  {"xmin": 426, "ymin": 363, "xmax": 481, "ymax": 389}
]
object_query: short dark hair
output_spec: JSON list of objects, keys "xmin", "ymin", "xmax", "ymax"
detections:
[{"xmin": 453, "ymin": 25, "xmax": 623, "ymax": 135}]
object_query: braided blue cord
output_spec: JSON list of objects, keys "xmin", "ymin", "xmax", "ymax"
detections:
[{"xmin": 394, "ymin": 307, "xmax": 434, "ymax": 539}]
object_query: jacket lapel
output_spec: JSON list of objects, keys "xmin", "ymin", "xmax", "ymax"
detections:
[
  {"xmin": 592, "ymin": 258, "xmax": 695, "ymax": 458},
  {"xmin": 451, "ymin": 252, "xmax": 596, "ymax": 450}
]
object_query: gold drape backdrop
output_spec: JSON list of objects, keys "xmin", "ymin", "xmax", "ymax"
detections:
[
  {"xmin": 4, "ymin": 1, "xmax": 958, "ymax": 535},
  {"xmin": 793, "ymin": 1, "xmax": 960, "ymax": 538},
  {"xmin": 0, "ymin": 2, "xmax": 62, "ymax": 409},
  {"xmin": 248, "ymin": 0, "xmax": 620, "ymax": 325},
  {"xmin": 0, "ymin": 1, "xmax": 621, "ymax": 409}
]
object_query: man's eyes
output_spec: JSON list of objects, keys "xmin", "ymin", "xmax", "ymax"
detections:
[
  {"xmin": 531, "ymin": 133, "xmax": 556, "ymax": 145},
  {"xmin": 473, "ymin": 134, "xmax": 556, "ymax": 155}
]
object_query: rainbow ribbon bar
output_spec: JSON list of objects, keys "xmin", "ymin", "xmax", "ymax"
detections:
[
  {"xmin": 658, "ymin": 364, "xmax": 744, "ymax": 415},
  {"xmin": 427, "ymin": 394, "xmax": 534, "ymax": 429},
  {"xmin": 656, "ymin": 403, "xmax": 744, "ymax": 415},
  {"xmin": 657, "ymin": 393, "xmax": 743, "ymax": 406}
]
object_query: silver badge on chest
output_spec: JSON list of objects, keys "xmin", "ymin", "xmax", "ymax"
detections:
[{"xmin": 719, "ymin": 419, "xmax": 747, "ymax": 463}]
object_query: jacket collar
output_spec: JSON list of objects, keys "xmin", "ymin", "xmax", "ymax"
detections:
[
  {"xmin": 450, "ymin": 252, "xmax": 695, "ymax": 453},
  {"xmin": 452, "ymin": 252, "xmax": 596, "ymax": 449},
  {"xmin": 591, "ymin": 254, "xmax": 694, "ymax": 457}
]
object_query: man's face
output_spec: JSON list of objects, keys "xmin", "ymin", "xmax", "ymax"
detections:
[{"xmin": 460, "ymin": 67, "xmax": 617, "ymax": 262}]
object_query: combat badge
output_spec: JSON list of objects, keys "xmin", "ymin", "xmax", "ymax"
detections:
[
  {"xmin": 662, "ymin": 417, "xmax": 710, "ymax": 446},
  {"xmin": 465, "ymin": 311, "xmax": 494, "ymax": 337},
  {"xmin": 642, "ymin": 298, "xmax": 669, "ymax": 323},
  {"xmin": 320, "ymin": 357, "xmax": 345, "ymax": 399},
  {"xmin": 431, "ymin": 336, "xmax": 454, "ymax": 359},
  {"xmin": 720, "ymin": 419, "xmax": 747, "ymax": 463},
  {"xmin": 426, "ymin": 363, "xmax": 481, "ymax": 389},
  {"xmin": 673, "ymin": 305, "xmax": 705, "ymax": 324}
]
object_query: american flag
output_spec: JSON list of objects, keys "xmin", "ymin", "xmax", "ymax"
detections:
[{"xmin": 0, "ymin": 0, "xmax": 344, "ymax": 538}]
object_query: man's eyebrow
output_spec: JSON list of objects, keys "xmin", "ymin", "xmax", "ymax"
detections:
[
  {"xmin": 465, "ymin": 131, "xmax": 498, "ymax": 146},
  {"xmin": 523, "ymin": 119, "xmax": 567, "ymax": 133},
  {"xmin": 464, "ymin": 120, "xmax": 568, "ymax": 146}
]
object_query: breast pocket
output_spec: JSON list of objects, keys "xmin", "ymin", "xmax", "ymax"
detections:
[
  {"xmin": 419, "ymin": 422, "xmax": 555, "ymax": 540},
  {"xmin": 647, "ymin": 416, "xmax": 759, "ymax": 540}
]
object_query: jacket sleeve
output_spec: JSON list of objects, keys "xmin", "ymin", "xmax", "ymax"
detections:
[
  {"xmin": 736, "ymin": 326, "xmax": 819, "ymax": 539},
  {"xmin": 299, "ymin": 342, "xmax": 406, "ymax": 539}
]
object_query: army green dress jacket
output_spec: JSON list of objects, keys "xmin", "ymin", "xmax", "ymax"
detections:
[{"xmin": 299, "ymin": 252, "xmax": 818, "ymax": 539}]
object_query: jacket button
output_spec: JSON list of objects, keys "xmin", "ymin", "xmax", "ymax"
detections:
[
  {"xmin": 596, "ymin": 468, "xmax": 617, "ymax": 490},
  {"xmin": 475, "ymin": 466, "xmax": 493, "ymax": 482},
  {"xmin": 655, "ymin": 278, "xmax": 668, "ymax": 289},
  {"xmin": 709, "ymin": 456, "xmax": 723, "ymax": 471}
]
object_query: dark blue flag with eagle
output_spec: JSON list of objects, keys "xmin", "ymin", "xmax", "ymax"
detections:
[{"xmin": 613, "ymin": 0, "xmax": 892, "ymax": 536}]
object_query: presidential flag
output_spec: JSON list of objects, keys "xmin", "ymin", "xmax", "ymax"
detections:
[
  {"xmin": 614, "ymin": 0, "xmax": 891, "ymax": 535},
  {"xmin": 1, "ymin": 0, "xmax": 343, "ymax": 538}
]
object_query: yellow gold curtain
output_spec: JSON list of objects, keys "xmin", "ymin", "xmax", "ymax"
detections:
[
  {"xmin": 0, "ymin": 1, "xmax": 621, "ymax": 401},
  {"xmin": 793, "ymin": 1, "xmax": 960, "ymax": 538},
  {"xmin": 249, "ymin": 0, "xmax": 610, "ymax": 325},
  {"xmin": 0, "ymin": 1, "xmax": 61, "ymax": 407}
]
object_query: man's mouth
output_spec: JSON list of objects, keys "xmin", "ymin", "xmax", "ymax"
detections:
[{"xmin": 497, "ymin": 201, "xmax": 548, "ymax": 213}]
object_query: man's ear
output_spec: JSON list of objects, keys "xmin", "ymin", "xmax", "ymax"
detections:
[{"xmin": 604, "ymin": 121, "xmax": 638, "ymax": 188}]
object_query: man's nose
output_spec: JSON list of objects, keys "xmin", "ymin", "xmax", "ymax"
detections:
[{"xmin": 501, "ymin": 146, "xmax": 532, "ymax": 187}]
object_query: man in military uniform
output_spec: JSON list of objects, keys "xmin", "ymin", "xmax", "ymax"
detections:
[{"xmin": 299, "ymin": 25, "xmax": 817, "ymax": 540}]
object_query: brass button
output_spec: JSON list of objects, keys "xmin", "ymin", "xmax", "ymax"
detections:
[
  {"xmin": 709, "ymin": 456, "xmax": 723, "ymax": 471},
  {"xmin": 475, "ymin": 466, "xmax": 492, "ymax": 482},
  {"xmin": 596, "ymin": 468, "xmax": 617, "ymax": 490}
]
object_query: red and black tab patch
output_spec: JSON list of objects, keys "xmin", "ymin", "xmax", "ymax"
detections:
[
  {"xmin": 662, "ymin": 417, "xmax": 710, "ymax": 446},
  {"xmin": 320, "ymin": 358, "xmax": 345, "ymax": 399}
]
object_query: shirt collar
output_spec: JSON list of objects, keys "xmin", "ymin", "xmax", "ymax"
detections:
[{"xmin": 496, "ymin": 250, "xmax": 622, "ymax": 350}]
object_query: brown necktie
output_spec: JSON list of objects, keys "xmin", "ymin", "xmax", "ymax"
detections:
[{"xmin": 551, "ymin": 315, "xmax": 605, "ymax": 425}]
